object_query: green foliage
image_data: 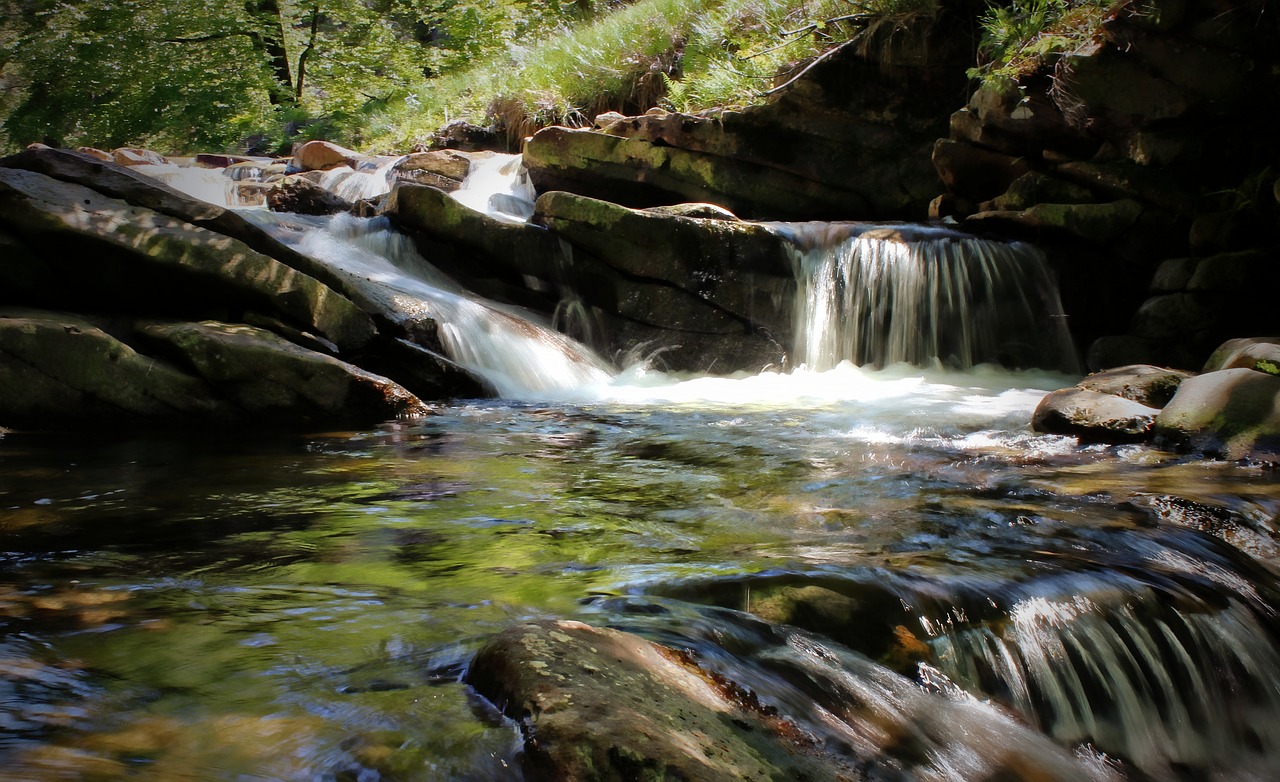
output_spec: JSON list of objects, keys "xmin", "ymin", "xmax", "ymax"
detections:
[
  {"xmin": 1, "ymin": 0, "xmax": 940, "ymax": 154},
  {"xmin": 1255, "ymin": 360, "xmax": 1280, "ymax": 377},
  {"xmin": 969, "ymin": 0, "xmax": 1119, "ymax": 84}
]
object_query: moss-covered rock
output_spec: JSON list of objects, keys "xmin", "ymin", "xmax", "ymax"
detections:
[
  {"xmin": 0, "ymin": 167, "xmax": 375, "ymax": 352},
  {"xmin": 1154, "ymin": 368, "xmax": 1280, "ymax": 461},
  {"xmin": 139, "ymin": 320, "xmax": 427, "ymax": 422},
  {"xmin": 1203, "ymin": 337, "xmax": 1280, "ymax": 373},
  {"xmin": 0, "ymin": 308, "xmax": 229, "ymax": 426}
]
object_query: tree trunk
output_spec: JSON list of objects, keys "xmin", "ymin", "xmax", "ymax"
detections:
[{"xmin": 244, "ymin": 0, "xmax": 295, "ymax": 105}]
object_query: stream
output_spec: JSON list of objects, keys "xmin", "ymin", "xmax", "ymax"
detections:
[{"xmin": 1, "ymin": 159, "xmax": 1278, "ymax": 781}]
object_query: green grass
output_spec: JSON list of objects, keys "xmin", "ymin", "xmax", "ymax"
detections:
[
  {"xmin": 968, "ymin": 0, "xmax": 1121, "ymax": 86},
  {"xmin": 361, "ymin": 0, "xmax": 939, "ymax": 152}
]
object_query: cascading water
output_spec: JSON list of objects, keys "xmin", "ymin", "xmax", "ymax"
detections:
[
  {"xmin": 448, "ymin": 153, "xmax": 536, "ymax": 223},
  {"xmin": 314, "ymin": 155, "xmax": 404, "ymax": 202},
  {"xmin": 777, "ymin": 222, "xmax": 1080, "ymax": 373},
  {"xmin": 29, "ymin": 155, "xmax": 1274, "ymax": 781},
  {"xmin": 245, "ymin": 210, "xmax": 614, "ymax": 398}
]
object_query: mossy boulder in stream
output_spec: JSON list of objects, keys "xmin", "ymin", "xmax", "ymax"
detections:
[
  {"xmin": 139, "ymin": 320, "xmax": 428, "ymax": 422},
  {"xmin": 1154, "ymin": 368, "xmax": 1280, "ymax": 461},
  {"xmin": 0, "ymin": 166, "xmax": 375, "ymax": 353},
  {"xmin": 467, "ymin": 619, "xmax": 854, "ymax": 781},
  {"xmin": 0, "ymin": 308, "xmax": 230, "ymax": 425}
]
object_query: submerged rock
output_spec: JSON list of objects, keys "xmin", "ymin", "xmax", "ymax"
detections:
[
  {"xmin": 1031, "ymin": 387, "xmax": 1160, "ymax": 443},
  {"xmin": 467, "ymin": 619, "xmax": 852, "ymax": 781},
  {"xmin": 1154, "ymin": 368, "xmax": 1280, "ymax": 461}
]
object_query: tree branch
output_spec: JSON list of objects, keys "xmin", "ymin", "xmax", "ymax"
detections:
[{"xmin": 761, "ymin": 39, "xmax": 858, "ymax": 96}]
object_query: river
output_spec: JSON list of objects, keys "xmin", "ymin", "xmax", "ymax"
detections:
[{"xmin": 1, "ymin": 159, "xmax": 1278, "ymax": 780}]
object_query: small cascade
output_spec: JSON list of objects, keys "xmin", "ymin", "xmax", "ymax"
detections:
[
  {"xmin": 449, "ymin": 153, "xmax": 536, "ymax": 223},
  {"xmin": 133, "ymin": 162, "xmax": 242, "ymax": 207},
  {"xmin": 314, "ymin": 155, "xmax": 404, "ymax": 203},
  {"xmin": 777, "ymin": 222, "xmax": 1079, "ymax": 372},
  {"xmin": 926, "ymin": 566, "xmax": 1280, "ymax": 777},
  {"xmin": 247, "ymin": 211, "xmax": 614, "ymax": 398}
]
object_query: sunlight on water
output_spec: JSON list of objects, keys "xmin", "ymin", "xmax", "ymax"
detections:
[{"xmin": 448, "ymin": 153, "xmax": 536, "ymax": 223}]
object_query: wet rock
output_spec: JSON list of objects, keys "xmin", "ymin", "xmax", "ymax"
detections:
[
  {"xmin": 534, "ymin": 191, "xmax": 795, "ymax": 371},
  {"xmin": 0, "ymin": 145, "xmax": 365, "ymax": 302},
  {"xmin": 112, "ymin": 146, "xmax": 167, "ymax": 166},
  {"xmin": 1155, "ymin": 369, "xmax": 1280, "ymax": 461},
  {"xmin": 195, "ymin": 153, "xmax": 265, "ymax": 169},
  {"xmin": 292, "ymin": 139, "xmax": 363, "ymax": 172},
  {"xmin": 524, "ymin": 21, "xmax": 970, "ymax": 221},
  {"xmin": 0, "ymin": 167, "xmax": 375, "ymax": 352},
  {"xmin": 1031, "ymin": 387, "xmax": 1160, "ymax": 443},
  {"xmin": 969, "ymin": 200, "xmax": 1144, "ymax": 246},
  {"xmin": 1076, "ymin": 364, "xmax": 1193, "ymax": 408},
  {"xmin": 1203, "ymin": 337, "xmax": 1280, "ymax": 373},
  {"xmin": 467, "ymin": 619, "xmax": 851, "ymax": 781},
  {"xmin": 266, "ymin": 175, "xmax": 355, "ymax": 215},
  {"xmin": 0, "ymin": 308, "xmax": 229, "ymax": 426},
  {"xmin": 139, "ymin": 320, "xmax": 428, "ymax": 422},
  {"xmin": 981, "ymin": 172, "xmax": 1095, "ymax": 212},
  {"xmin": 1149, "ymin": 257, "xmax": 1199, "ymax": 292},
  {"xmin": 393, "ymin": 149, "xmax": 472, "ymax": 191}
]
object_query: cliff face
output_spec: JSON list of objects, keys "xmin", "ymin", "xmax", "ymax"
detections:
[
  {"xmin": 934, "ymin": 0, "xmax": 1280, "ymax": 370},
  {"xmin": 520, "ymin": 0, "xmax": 1279, "ymax": 370}
]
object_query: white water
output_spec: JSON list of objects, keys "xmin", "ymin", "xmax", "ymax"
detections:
[
  {"xmin": 132, "ymin": 162, "xmax": 250, "ymax": 206},
  {"xmin": 448, "ymin": 153, "xmax": 536, "ymax": 223},
  {"xmin": 314, "ymin": 155, "xmax": 404, "ymax": 202},
  {"xmin": 779, "ymin": 223, "xmax": 1080, "ymax": 373}
]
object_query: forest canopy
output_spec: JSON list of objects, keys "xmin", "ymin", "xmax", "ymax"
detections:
[{"xmin": 0, "ymin": 0, "xmax": 1113, "ymax": 156}]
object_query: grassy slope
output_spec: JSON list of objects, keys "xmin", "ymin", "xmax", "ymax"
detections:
[{"xmin": 362, "ymin": 0, "xmax": 939, "ymax": 153}]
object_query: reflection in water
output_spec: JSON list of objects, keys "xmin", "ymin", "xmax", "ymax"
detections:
[{"xmin": 2, "ymin": 374, "xmax": 1279, "ymax": 779}]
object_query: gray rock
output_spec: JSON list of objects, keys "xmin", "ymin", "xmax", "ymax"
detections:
[
  {"xmin": 139, "ymin": 320, "xmax": 427, "ymax": 422},
  {"xmin": 1203, "ymin": 337, "xmax": 1280, "ymax": 373},
  {"xmin": 1077, "ymin": 364, "xmax": 1193, "ymax": 407},
  {"xmin": 1031, "ymin": 387, "xmax": 1160, "ymax": 442},
  {"xmin": 0, "ymin": 308, "xmax": 229, "ymax": 426},
  {"xmin": 1155, "ymin": 368, "xmax": 1280, "ymax": 460}
]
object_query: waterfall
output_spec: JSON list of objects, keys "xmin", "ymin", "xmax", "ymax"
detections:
[
  {"xmin": 776, "ymin": 222, "xmax": 1080, "ymax": 373},
  {"xmin": 314, "ymin": 155, "xmax": 404, "ymax": 203},
  {"xmin": 247, "ymin": 211, "xmax": 614, "ymax": 398},
  {"xmin": 927, "ymin": 569, "xmax": 1280, "ymax": 776},
  {"xmin": 448, "ymin": 153, "xmax": 536, "ymax": 223}
]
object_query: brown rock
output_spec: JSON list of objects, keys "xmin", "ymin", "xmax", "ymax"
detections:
[
  {"xmin": 1031, "ymin": 387, "xmax": 1160, "ymax": 442},
  {"xmin": 292, "ymin": 140, "xmax": 363, "ymax": 172},
  {"xmin": 112, "ymin": 147, "xmax": 167, "ymax": 166},
  {"xmin": 467, "ymin": 619, "xmax": 852, "ymax": 781},
  {"xmin": 1077, "ymin": 364, "xmax": 1193, "ymax": 407}
]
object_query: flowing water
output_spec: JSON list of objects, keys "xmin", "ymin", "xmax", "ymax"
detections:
[{"xmin": 4, "ymin": 159, "xmax": 1279, "ymax": 780}]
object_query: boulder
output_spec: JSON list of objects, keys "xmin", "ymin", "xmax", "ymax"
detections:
[
  {"xmin": 389, "ymin": 185, "xmax": 794, "ymax": 373},
  {"xmin": 968, "ymin": 200, "xmax": 1144, "ymax": 246},
  {"xmin": 393, "ymin": 149, "xmax": 472, "ymax": 191},
  {"xmin": 0, "ymin": 145, "xmax": 363, "ymax": 300},
  {"xmin": 1154, "ymin": 368, "xmax": 1280, "ymax": 460},
  {"xmin": 0, "ymin": 308, "xmax": 228, "ymax": 426},
  {"xmin": 467, "ymin": 619, "xmax": 852, "ymax": 781},
  {"xmin": 1203, "ymin": 337, "xmax": 1280, "ymax": 373},
  {"xmin": 932, "ymin": 139, "xmax": 1033, "ymax": 202},
  {"xmin": 0, "ymin": 167, "xmax": 375, "ymax": 352},
  {"xmin": 266, "ymin": 175, "xmax": 355, "ymax": 215},
  {"xmin": 292, "ymin": 139, "xmax": 363, "ymax": 172},
  {"xmin": 111, "ymin": 147, "xmax": 167, "ymax": 166},
  {"xmin": 1077, "ymin": 364, "xmax": 1193, "ymax": 407},
  {"xmin": 139, "ymin": 320, "xmax": 427, "ymax": 422},
  {"xmin": 1031, "ymin": 387, "xmax": 1160, "ymax": 443}
]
